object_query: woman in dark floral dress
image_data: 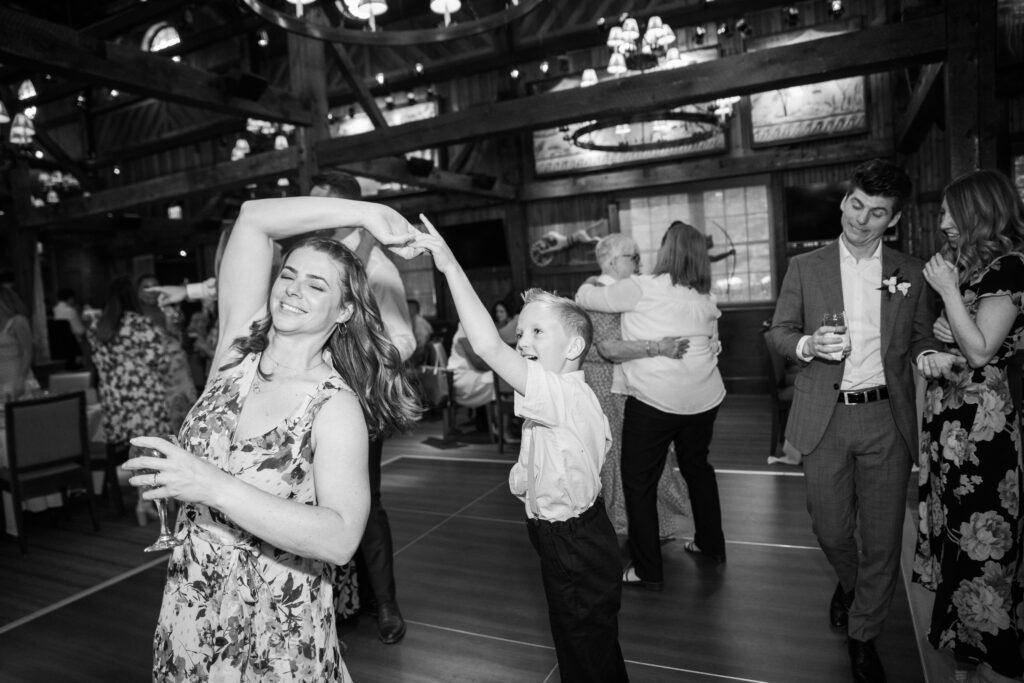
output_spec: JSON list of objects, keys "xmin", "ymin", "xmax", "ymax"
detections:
[
  {"xmin": 123, "ymin": 196, "xmax": 420, "ymax": 682},
  {"xmin": 88, "ymin": 276, "xmax": 173, "ymax": 446},
  {"xmin": 913, "ymin": 169, "xmax": 1024, "ymax": 683}
]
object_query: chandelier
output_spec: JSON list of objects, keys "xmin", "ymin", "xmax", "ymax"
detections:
[
  {"xmin": 605, "ymin": 15, "xmax": 683, "ymax": 74},
  {"xmin": 565, "ymin": 110, "xmax": 723, "ymax": 153},
  {"xmin": 242, "ymin": 0, "xmax": 546, "ymax": 45}
]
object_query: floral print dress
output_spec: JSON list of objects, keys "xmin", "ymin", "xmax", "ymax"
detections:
[
  {"xmin": 87, "ymin": 311, "xmax": 172, "ymax": 443},
  {"xmin": 913, "ymin": 252, "xmax": 1024, "ymax": 678},
  {"xmin": 153, "ymin": 353, "xmax": 353, "ymax": 682}
]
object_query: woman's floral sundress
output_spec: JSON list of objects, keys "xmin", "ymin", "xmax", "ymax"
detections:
[
  {"xmin": 153, "ymin": 353, "xmax": 353, "ymax": 682},
  {"xmin": 913, "ymin": 252, "xmax": 1024, "ymax": 678}
]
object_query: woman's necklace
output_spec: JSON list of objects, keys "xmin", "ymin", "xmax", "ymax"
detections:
[{"xmin": 252, "ymin": 351, "xmax": 326, "ymax": 394}]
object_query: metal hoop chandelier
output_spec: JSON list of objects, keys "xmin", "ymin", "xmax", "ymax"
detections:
[
  {"xmin": 240, "ymin": 0, "xmax": 547, "ymax": 46},
  {"xmin": 568, "ymin": 111, "xmax": 722, "ymax": 153}
]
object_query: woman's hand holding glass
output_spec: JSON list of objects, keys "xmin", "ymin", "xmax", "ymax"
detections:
[{"xmin": 126, "ymin": 435, "xmax": 227, "ymax": 511}]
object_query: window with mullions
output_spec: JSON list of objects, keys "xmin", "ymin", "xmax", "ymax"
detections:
[{"xmin": 617, "ymin": 183, "xmax": 774, "ymax": 304}]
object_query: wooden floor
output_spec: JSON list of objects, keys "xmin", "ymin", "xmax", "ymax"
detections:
[{"xmin": 0, "ymin": 395, "xmax": 932, "ymax": 682}]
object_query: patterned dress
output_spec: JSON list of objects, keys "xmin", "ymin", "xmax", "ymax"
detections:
[
  {"xmin": 153, "ymin": 353, "xmax": 352, "ymax": 682},
  {"xmin": 583, "ymin": 309, "xmax": 690, "ymax": 537},
  {"xmin": 87, "ymin": 311, "xmax": 172, "ymax": 443},
  {"xmin": 913, "ymin": 252, "xmax": 1024, "ymax": 678}
]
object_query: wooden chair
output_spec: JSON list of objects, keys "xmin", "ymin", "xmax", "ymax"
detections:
[
  {"xmin": 1, "ymin": 391, "xmax": 99, "ymax": 553},
  {"xmin": 762, "ymin": 329, "xmax": 796, "ymax": 456},
  {"xmin": 47, "ymin": 370, "xmax": 98, "ymax": 404},
  {"xmin": 490, "ymin": 372, "xmax": 517, "ymax": 454}
]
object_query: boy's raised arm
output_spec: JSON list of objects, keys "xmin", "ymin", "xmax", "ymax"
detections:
[{"xmin": 413, "ymin": 215, "xmax": 529, "ymax": 394}]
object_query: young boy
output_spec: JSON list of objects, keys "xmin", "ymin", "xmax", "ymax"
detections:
[{"xmin": 413, "ymin": 216, "xmax": 629, "ymax": 683}]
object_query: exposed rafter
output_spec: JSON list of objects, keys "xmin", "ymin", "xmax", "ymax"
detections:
[
  {"xmin": 19, "ymin": 148, "xmax": 300, "ymax": 228},
  {"xmin": 896, "ymin": 63, "xmax": 944, "ymax": 154},
  {"xmin": 317, "ymin": 16, "xmax": 946, "ymax": 166},
  {"xmin": 0, "ymin": 6, "xmax": 311, "ymax": 126},
  {"xmin": 333, "ymin": 157, "xmax": 516, "ymax": 200}
]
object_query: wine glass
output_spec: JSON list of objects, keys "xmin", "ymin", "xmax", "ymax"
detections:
[
  {"xmin": 131, "ymin": 433, "xmax": 183, "ymax": 553},
  {"xmin": 821, "ymin": 311, "xmax": 851, "ymax": 361}
]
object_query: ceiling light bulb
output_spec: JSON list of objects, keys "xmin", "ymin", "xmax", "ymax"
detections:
[
  {"xmin": 17, "ymin": 80, "xmax": 36, "ymax": 101},
  {"xmin": 607, "ymin": 53, "xmax": 627, "ymax": 75}
]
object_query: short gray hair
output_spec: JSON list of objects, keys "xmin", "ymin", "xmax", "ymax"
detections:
[{"xmin": 595, "ymin": 233, "xmax": 636, "ymax": 267}]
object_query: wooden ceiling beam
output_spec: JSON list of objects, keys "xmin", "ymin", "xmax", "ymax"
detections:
[
  {"xmin": 91, "ymin": 117, "xmax": 243, "ymax": 167},
  {"xmin": 0, "ymin": 85, "xmax": 98, "ymax": 192},
  {"xmin": 328, "ymin": 44, "xmax": 388, "ymax": 130},
  {"xmin": 317, "ymin": 16, "xmax": 945, "ymax": 166},
  {"xmin": 19, "ymin": 148, "xmax": 300, "ymax": 228},
  {"xmin": 333, "ymin": 157, "xmax": 516, "ymax": 200},
  {"xmin": 327, "ymin": 0, "xmax": 804, "ymax": 105},
  {"xmin": 0, "ymin": 7, "xmax": 311, "ymax": 126},
  {"xmin": 895, "ymin": 62, "xmax": 943, "ymax": 154},
  {"xmin": 79, "ymin": 0, "xmax": 196, "ymax": 38}
]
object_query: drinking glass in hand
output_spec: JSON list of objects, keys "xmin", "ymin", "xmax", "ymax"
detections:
[
  {"xmin": 131, "ymin": 433, "xmax": 183, "ymax": 553},
  {"xmin": 821, "ymin": 311, "xmax": 851, "ymax": 361}
]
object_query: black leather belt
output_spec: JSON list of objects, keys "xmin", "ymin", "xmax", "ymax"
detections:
[{"xmin": 837, "ymin": 386, "xmax": 889, "ymax": 405}]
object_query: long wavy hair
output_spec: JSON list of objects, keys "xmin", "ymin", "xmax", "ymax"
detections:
[
  {"xmin": 0, "ymin": 284, "xmax": 28, "ymax": 328},
  {"xmin": 94, "ymin": 276, "xmax": 141, "ymax": 344},
  {"xmin": 223, "ymin": 236, "xmax": 420, "ymax": 439},
  {"xmin": 652, "ymin": 221, "xmax": 711, "ymax": 294},
  {"xmin": 942, "ymin": 169, "xmax": 1024, "ymax": 284}
]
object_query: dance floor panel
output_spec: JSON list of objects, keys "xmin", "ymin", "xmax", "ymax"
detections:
[{"xmin": 0, "ymin": 400, "xmax": 927, "ymax": 682}]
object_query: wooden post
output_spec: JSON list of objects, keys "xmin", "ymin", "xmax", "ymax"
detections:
[
  {"xmin": 287, "ymin": 8, "xmax": 330, "ymax": 193},
  {"xmin": 944, "ymin": 0, "xmax": 998, "ymax": 176}
]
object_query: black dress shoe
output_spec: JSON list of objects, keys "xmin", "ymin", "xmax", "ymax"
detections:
[
  {"xmin": 377, "ymin": 600, "xmax": 406, "ymax": 644},
  {"xmin": 830, "ymin": 582, "xmax": 854, "ymax": 631},
  {"xmin": 847, "ymin": 637, "xmax": 886, "ymax": 683}
]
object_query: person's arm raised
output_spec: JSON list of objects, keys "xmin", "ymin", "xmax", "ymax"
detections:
[
  {"xmin": 412, "ymin": 214, "xmax": 528, "ymax": 394},
  {"xmin": 213, "ymin": 197, "xmax": 417, "ymax": 367}
]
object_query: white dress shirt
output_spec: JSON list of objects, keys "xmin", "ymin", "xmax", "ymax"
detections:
[
  {"xmin": 509, "ymin": 362, "xmax": 611, "ymax": 522},
  {"xmin": 796, "ymin": 238, "xmax": 886, "ymax": 391}
]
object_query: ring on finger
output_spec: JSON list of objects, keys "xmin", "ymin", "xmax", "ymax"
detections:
[{"xmin": 151, "ymin": 473, "xmax": 160, "ymax": 487}]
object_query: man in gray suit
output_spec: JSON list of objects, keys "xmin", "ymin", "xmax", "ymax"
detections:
[{"xmin": 768, "ymin": 159, "xmax": 945, "ymax": 683}]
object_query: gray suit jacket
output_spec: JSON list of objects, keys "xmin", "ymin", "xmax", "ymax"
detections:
[{"xmin": 766, "ymin": 241, "xmax": 941, "ymax": 457}]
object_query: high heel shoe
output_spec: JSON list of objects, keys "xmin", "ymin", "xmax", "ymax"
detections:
[{"xmin": 136, "ymin": 499, "xmax": 158, "ymax": 527}]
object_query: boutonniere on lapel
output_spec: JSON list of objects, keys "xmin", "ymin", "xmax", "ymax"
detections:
[{"xmin": 878, "ymin": 270, "xmax": 911, "ymax": 298}]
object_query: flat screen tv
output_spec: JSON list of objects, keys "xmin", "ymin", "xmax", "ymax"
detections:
[
  {"xmin": 783, "ymin": 182, "xmax": 899, "ymax": 249},
  {"xmin": 436, "ymin": 219, "xmax": 510, "ymax": 269}
]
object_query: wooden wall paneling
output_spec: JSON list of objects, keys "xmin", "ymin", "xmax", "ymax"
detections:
[
  {"xmin": 944, "ymin": 0, "xmax": 999, "ymax": 176},
  {"xmin": 286, "ymin": 20, "xmax": 330, "ymax": 193},
  {"xmin": 719, "ymin": 305, "xmax": 777, "ymax": 394}
]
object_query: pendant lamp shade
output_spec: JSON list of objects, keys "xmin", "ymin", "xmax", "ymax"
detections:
[{"xmin": 9, "ymin": 112, "xmax": 34, "ymax": 145}]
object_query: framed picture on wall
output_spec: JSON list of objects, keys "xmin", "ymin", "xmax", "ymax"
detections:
[{"xmin": 747, "ymin": 76, "xmax": 868, "ymax": 148}]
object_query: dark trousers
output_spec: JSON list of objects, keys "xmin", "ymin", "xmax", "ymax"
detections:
[
  {"xmin": 527, "ymin": 501, "xmax": 629, "ymax": 683},
  {"xmin": 356, "ymin": 437, "xmax": 396, "ymax": 605},
  {"xmin": 622, "ymin": 397, "xmax": 723, "ymax": 582}
]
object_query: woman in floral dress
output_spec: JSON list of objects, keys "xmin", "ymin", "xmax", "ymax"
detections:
[
  {"xmin": 123, "ymin": 196, "xmax": 420, "ymax": 682},
  {"xmin": 88, "ymin": 276, "xmax": 173, "ymax": 447},
  {"xmin": 913, "ymin": 169, "xmax": 1024, "ymax": 683}
]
